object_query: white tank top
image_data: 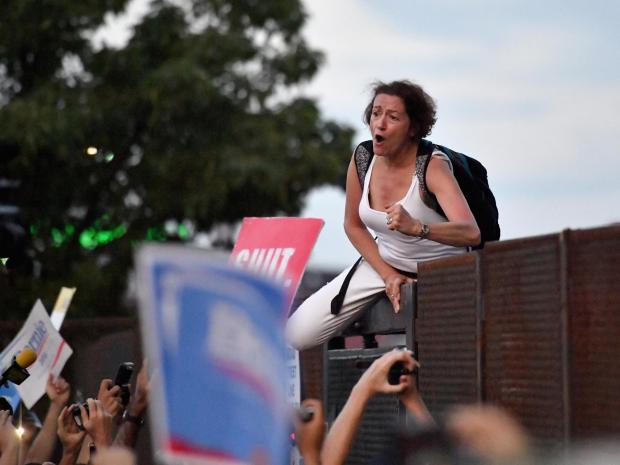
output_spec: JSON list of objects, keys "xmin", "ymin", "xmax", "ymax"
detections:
[{"xmin": 358, "ymin": 151, "xmax": 467, "ymax": 273}]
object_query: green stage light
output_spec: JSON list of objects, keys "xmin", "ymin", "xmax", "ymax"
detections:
[
  {"xmin": 51, "ymin": 228, "xmax": 64, "ymax": 247},
  {"xmin": 146, "ymin": 227, "xmax": 166, "ymax": 241},
  {"xmin": 178, "ymin": 224, "xmax": 189, "ymax": 239},
  {"xmin": 79, "ymin": 224, "xmax": 127, "ymax": 249}
]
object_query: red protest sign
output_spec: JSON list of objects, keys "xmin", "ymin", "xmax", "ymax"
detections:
[{"xmin": 230, "ymin": 217, "xmax": 324, "ymax": 315}]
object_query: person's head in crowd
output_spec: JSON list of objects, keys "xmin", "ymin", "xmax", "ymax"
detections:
[
  {"xmin": 390, "ymin": 405, "xmax": 531, "ymax": 465},
  {"xmin": 444, "ymin": 404, "xmax": 530, "ymax": 465}
]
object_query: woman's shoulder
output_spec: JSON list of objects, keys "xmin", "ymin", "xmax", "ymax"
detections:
[
  {"xmin": 425, "ymin": 149, "xmax": 456, "ymax": 193},
  {"xmin": 429, "ymin": 148, "xmax": 452, "ymax": 166},
  {"xmin": 426, "ymin": 150, "xmax": 453, "ymax": 175}
]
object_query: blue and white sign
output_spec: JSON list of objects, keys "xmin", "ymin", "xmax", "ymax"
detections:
[{"xmin": 136, "ymin": 245, "xmax": 291, "ymax": 465}]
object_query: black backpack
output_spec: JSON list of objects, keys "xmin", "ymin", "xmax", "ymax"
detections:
[{"xmin": 354, "ymin": 139, "xmax": 500, "ymax": 248}]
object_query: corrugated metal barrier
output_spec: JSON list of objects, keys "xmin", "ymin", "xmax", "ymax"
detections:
[{"xmin": 313, "ymin": 224, "xmax": 620, "ymax": 460}]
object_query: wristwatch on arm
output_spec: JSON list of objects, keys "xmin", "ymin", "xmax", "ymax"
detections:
[
  {"xmin": 122, "ymin": 410, "xmax": 144, "ymax": 427},
  {"xmin": 419, "ymin": 223, "xmax": 430, "ymax": 239}
]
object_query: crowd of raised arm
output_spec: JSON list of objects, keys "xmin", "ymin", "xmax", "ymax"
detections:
[{"xmin": 0, "ymin": 359, "xmax": 149, "ymax": 465}]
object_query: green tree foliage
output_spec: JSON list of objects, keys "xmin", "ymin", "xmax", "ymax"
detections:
[{"xmin": 0, "ymin": 0, "xmax": 354, "ymax": 318}]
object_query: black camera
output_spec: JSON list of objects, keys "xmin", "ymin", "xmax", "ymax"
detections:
[
  {"xmin": 114, "ymin": 362, "xmax": 134, "ymax": 407},
  {"xmin": 388, "ymin": 361, "xmax": 413, "ymax": 385},
  {"xmin": 71, "ymin": 402, "xmax": 90, "ymax": 429}
]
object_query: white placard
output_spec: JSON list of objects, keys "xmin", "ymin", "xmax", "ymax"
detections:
[{"xmin": 0, "ymin": 300, "xmax": 73, "ymax": 408}]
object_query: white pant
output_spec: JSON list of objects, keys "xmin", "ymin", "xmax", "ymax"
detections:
[{"xmin": 285, "ymin": 260, "xmax": 386, "ymax": 350}]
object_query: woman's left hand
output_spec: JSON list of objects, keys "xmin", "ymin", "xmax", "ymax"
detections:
[
  {"xmin": 385, "ymin": 204, "xmax": 422, "ymax": 236},
  {"xmin": 384, "ymin": 272, "xmax": 414, "ymax": 313}
]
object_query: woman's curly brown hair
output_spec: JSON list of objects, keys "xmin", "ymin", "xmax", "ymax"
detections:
[{"xmin": 363, "ymin": 80, "xmax": 437, "ymax": 140}]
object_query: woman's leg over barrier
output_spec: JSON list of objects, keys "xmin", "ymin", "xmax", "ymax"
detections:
[{"xmin": 285, "ymin": 261, "xmax": 385, "ymax": 350}]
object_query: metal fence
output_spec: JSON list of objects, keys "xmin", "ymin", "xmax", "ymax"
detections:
[{"xmin": 311, "ymin": 224, "xmax": 620, "ymax": 461}]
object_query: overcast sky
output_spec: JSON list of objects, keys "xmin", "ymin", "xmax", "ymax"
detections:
[
  {"xmin": 300, "ymin": 0, "xmax": 620, "ymax": 269},
  {"xmin": 98, "ymin": 0, "xmax": 620, "ymax": 270}
]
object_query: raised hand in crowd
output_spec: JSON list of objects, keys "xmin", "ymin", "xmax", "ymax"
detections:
[
  {"xmin": 357, "ymin": 348, "xmax": 418, "ymax": 398},
  {"xmin": 114, "ymin": 359, "xmax": 150, "ymax": 449},
  {"xmin": 294, "ymin": 399, "xmax": 325, "ymax": 465},
  {"xmin": 77, "ymin": 366, "xmax": 143, "ymax": 464},
  {"xmin": 47, "ymin": 374, "xmax": 71, "ymax": 407},
  {"xmin": 127, "ymin": 358, "xmax": 149, "ymax": 421},
  {"xmin": 321, "ymin": 349, "xmax": 419, "ymax": 465},
  {"xmin": 56, "ymin": 404, "xmax": 86, "ymax": 465},
  {"xmin": 25, "ymin": 374, "xmax": 71, "ymax": 464},
  {"xmin": 80, "ymin": 399, "xmax": 114, "ymax": 449},
  {"xmin": 0, "ymin": 410, "xmax": 18, "ymax": 465},
  {"xmin": 96, "ymin": 379, "xmax": 123, "ymax": 419},
  {"xmin": 397, "ymin": 360, "xmax": 434, "ymax": 427}
]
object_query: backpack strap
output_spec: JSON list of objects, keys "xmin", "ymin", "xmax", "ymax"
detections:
[
  {"xmin": 354, "ymin": 141, "xmax": 374, "ymax": 188},
  {"xmin": 355, "ymin": 139, "xmax": 444, "ymax": 217},
  {"xmin": 415, "ymin": 139, "xmax": 443, "ymax": 215},
  {"xmin": 330, "ymin": 255, "xmax": 364, "ymax": 315}
]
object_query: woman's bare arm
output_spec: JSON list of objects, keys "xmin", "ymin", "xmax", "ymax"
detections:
[
  {"xmin": 386, "ymin": 157, "xmax": 480, "ymax": 247},
  {"xmin": 424, "ymin": 157, "xmax": 481, "ymax": 246}
]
